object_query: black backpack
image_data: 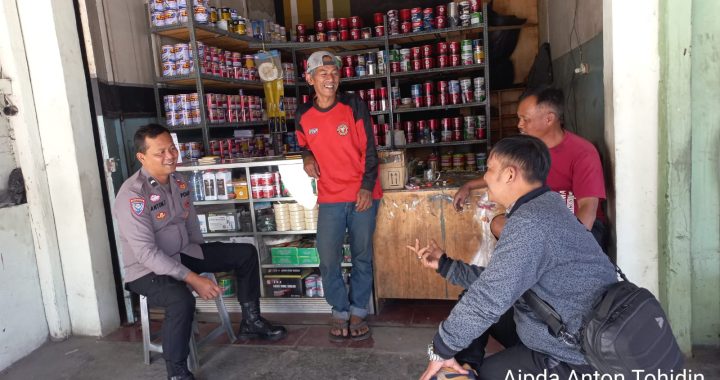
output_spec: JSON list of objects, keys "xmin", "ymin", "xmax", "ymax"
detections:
[{"xmin": 523, "ymin": 267, "xmax": 684, "ymax": 376}]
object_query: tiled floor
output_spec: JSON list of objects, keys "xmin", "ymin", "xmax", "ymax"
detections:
[{"xmin": 103, "ymin": 299, "xmax": 504, "ymax": 354}]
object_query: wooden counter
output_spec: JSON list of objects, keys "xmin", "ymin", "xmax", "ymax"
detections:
[{"xmin": 373, "ymin": 188, "xmax": 496, "ymax": 300}]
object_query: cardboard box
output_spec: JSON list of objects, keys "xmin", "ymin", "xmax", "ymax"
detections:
[
  {"xmin": 207, "ymin": 212, "xmax": 237, "ymax": 232},
  {"xmin": 297, "ymin": 247, "xmax": 319, "ymax": 265},
  {"xmin": 378, "ymin": 150, "xmax": 408, "ymax": 190},
  {"xmin": 263, "ymin": 269, "xmax": 312, "ymax": 298},
  {"xmin": 270, "ymin": 246, "xmax": 298, "ymax": 265}
]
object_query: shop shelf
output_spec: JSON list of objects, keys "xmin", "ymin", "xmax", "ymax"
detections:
[
  {"xmin": 258, "ymin": 230, "xmax": 317, "ymax": 236},
  {"xmin": 387, "ymin": 25, "xmax": 484, "ymax": 44},
  {"xmin": 202, "ymin": 231, "xmax": 255, "ymax": 238},
  {"xmin": 261, "ymin": 262, "xmax": 352, "ymax": 269},
  {"xmin": 151, "ymin": 23, "xmax": 255, "ymax": 52},
  {"xmin": 393, "ymin": 101, "xmax": 487, "ymax": 114},
  {"xmin": 401, "ymin": 139, "xmax": 488, "ymax": 148},
  {"xmin": 156, "ymin": 73, "xmax": 264, "ymax": 89},
  {"xmin": 389, "ymin": 63, "xmax": 485, "ymax": 81},
  {"xmin": 194, "ymin": 199, "xmax": 251, "ymax": 205},
  {"xmin": 249, "ymin": 37, "xmax": 386, "ymax": 53}
]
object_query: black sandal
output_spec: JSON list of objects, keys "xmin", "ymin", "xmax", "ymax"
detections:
[
  {"xmin": 349, "ymin": 319, "xmax": 372, "ymax": 341},
  {"xmin": 328, "ymin": 318, "xmax": 349, "ymax": 342}
]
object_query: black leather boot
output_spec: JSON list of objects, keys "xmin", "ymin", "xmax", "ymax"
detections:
[
  {"xmin": 165, "ymin": 360, "xmax": 195, "ymax": 380},
  {"xmin": 238, "ymin": 300, "xmax": 287, "ymax": 341}
]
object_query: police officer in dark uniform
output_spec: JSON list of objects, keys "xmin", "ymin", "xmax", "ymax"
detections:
[{"xmin": 115, "ymin": 124, "xmax": 286, "ymax": 380}]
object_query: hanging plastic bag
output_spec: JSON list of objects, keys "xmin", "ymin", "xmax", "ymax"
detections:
[{"xmin": 470, "ymin": 192, "xmax": 497, "ymax": 267}]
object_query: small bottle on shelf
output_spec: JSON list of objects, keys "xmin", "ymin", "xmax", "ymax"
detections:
[{"xmin": 203, "ymin": 170, "xmax": 218, "ymax": 201}]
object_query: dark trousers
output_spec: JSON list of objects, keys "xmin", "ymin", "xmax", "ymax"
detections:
[
  {"xmin": 477, "ymin": 344, "xmax": 594, "ymax": 380},
  {"xmin": 125, "ymin": 242, "xmax": 259, "ymax": 366},
  {"xmin": 454, "ymin": 306, "xmax": 593, "ymax": 379},
  {"xmin": 455, "ymin": 307, "xmax": 520, "ymax": 372}
]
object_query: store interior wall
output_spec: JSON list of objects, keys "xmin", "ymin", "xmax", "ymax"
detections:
[
  {"xmin": 537, "ymin": 0, "xmax": 612, "ymax": 251},
  {"xmin": 0, "ymin": 115, "xmax": 17, "ymax": 192},
  {"xmin": 0, "ymin": 115, "xmax": 47, "ymax": 371},
  {"xmin": 686, "ymin": 0, "xmax": 720, "ymax": 347}
]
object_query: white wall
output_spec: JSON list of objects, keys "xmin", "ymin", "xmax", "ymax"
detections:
[
  {"xmin": 603, "ymin": 0, "xmax": 659, "ymax": 293},
  {"xmin": 0, "ymin": 116, "xmax": 16, "ymax": 192},
  {"xmin": 0, "ymin": 204, "xmax": 49, "ymax": 370}
]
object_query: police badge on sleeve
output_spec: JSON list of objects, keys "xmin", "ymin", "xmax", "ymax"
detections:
[{"xmin": 130, "ymin": 197, "xmax": 145, "ymax": 216}]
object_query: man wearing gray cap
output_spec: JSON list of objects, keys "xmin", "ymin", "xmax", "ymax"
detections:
[{"xmin": 296, "ymin": 51, "xmax": 382, "ymax": 342}]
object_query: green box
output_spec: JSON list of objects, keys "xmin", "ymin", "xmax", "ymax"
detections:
[
  {"xmin": 270, "ymin": 247, "xmax": 299, "ymax": 265},
  {"xmin": 297, "ymin": 247, "xmax": 319, "ymax": 265}
]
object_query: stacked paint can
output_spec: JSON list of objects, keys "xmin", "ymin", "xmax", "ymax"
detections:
[
  {"xmin": 178, "ymin": 141, "xmax": 204, "ymax": 160},
  {"xmin": 164, "ymin": 93, "xmax": 201, "ymax": 126},
  {"xmin": 204, "ymin": 92, "xmax": 264, "ymax": 123},
  {"xmin": 160, "ymin": 43, "xmax": 194, "ymax": 77},
  {"xmin": 350, "ymin": 87, "xmax": 388, "ymax": 113},
  {"xmin": 296, "ymin": 15, "xmax": 371, "ymax": 42},
  {"xmin": 372, "ymin": 123, "xmax": 391, "ymax": 147},
  {"xmin": 149, "ymin": 0, "xmax": 191, "ymax": 27},
  {"xmin": 193, "ymin": 42, "xmax": 263, "ymax": 81},
  {"xmin": 250, "ymin": 172, "xmax": 281, "ymax": 200},
  {"xmin": 304, "ymin": 274, "xmax": 324, "ymax": 298},
  {"xmin": 457, "ymin": 0, "xmax": 483, "ymax": 27}
]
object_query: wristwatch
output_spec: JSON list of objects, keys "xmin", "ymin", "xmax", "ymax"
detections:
[{"xmin": 427, "ymin": 343, "xmax": 445, "ymax": 362}]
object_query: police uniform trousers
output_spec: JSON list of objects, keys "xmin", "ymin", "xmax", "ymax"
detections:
[{"xmin": 125, "ymin": 242, "xmax": 259, "ymax": 365}]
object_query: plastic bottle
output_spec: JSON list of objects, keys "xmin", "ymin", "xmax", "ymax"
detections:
[
  {"xmin": 216, "ymin": 168, "xmax": 231, "ymax": 200},
  {"xmin": 191, "ymin": 169, "xmax": 205, "ymax": 201},
  {"xmin": 202, "ymin": 170, "xmax": 217, "ymax": 201}
]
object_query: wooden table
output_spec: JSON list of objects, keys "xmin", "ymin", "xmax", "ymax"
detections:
[{"xmin": 373, "ymin": 188, "xmax": 497, "ymax": 300}]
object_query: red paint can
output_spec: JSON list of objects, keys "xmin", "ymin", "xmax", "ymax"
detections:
[
  {"xmin": 435, "ymin": 16, "xmax": 446, "ymax": 29},
  {"xmin": 404, "ymin": 121, "xmax": 415, "ymax": 143},
  {"xmin": 357, "ymin": 89, "xmax": 366, "ymax": 101},
  {"xmin": 476, "ymin": 127, "xmax": 486, "ymax": 139},
  {"xmin": 350, "ymin": 16, "xmax": 362, "ymax": 28},
  {"xmin": 429, "ymin": 118, "xmax": 439, "ymax": 130},
  {"xmin": 437, "ymin": 93, "xmax": 448, "ymax": 106},
  {"xmin": 301, "ymin": 94, "xmax": 310, "ymax": 104},
  {"xmin": 368, "ymin": 100, "xmax": 378, "ymax": 112},
  {"xmin": 423, "ymin": 57, "xmax": 434, "ymax": 70},
  {"xmin": 450, "ymin": 93, "xmax": 461, "ymax": 105},
  {"xmin": 325, "ymin": 18, "xmax": 337, "ymax": 31},
  {"xmin": 417, "ymin": 120, "xmax": 427, "ymax": 134},
  {"xmin": 379, "ymin": 86, "xmax": 388, "ymax": 99},
  {"xmin": 390, "ymin": 61, "xmax": 401, "ymax": 72},
  {"xmin": 374, "ymin": 25, "xmax": 385, "ymax": 37},
  {"xmin": 409, "ymin": 46, "xmax": 421, "ymax": 60},
  {"xmin": 338, "ymin": 17, "xmax": 349, "ymax": 29},
  {"xmin": 453, "ymin": 129, "xmax": 463, "ymax": 141},
  {"xmin": 437, "ymin": 54, "xmax": 448, "ymax": 68},
  {"xmin": 400, "ymin": 22, "xmax": 412, "ymax": 34},
  {"xmin": 424, "ymin": 95, "xmax": 434, "ymax": 107},
  {"xmin": 366, "ymin": 88, "xmax": 377, "ymax": 100},
  {"xmin": 316, "ymin": 32, "xmax": 326, "ymax": 42},
  {"xmin": 421, "ymin": 44, "xmax": 433, "ymax": 58},
  {"xmin": 400, "ymin": 8, "xmax": 411, "ymax": 22},
  {"xmin": 423, "ymin": 81, "xmax": 434, "ymax": 95},
  {"xmin": 412, "ymin": 59, "xmax": 422, "ymax": 71},
  {"xmin": 437, "ymin": 80, "xmax": 448, "ymax": 93},
  {"xmin": 441, "ymin": 118, "xmax": 451, "ymax": 130},
  {"xmin": 448, "ymin": 41, "xmax": 460, "ymax": 55},
  {"xmin": 314, "ymin": 20, "xmax": 325, "ymax": 32},
  {"xmin": 373, "ymin": 12, "xmax": 384, "ymax": 26},
  {"xmin": 449, "ymin": 54, "xmax": 461, "ymax": 67},
  {"xmin": 339, "ymin": 29, "xmax": 349, "ymax": 41},
  {"xmin": 342, "ymin": 66, "xmax": 354, "ymax": 77},
  {"xmin": 412, "ymin": 96, "xmax": 424, "ymax": 108},
  {"xmin": 350, "ymin": 28, "xmax": 361, "ymax": 40},
  {"xmin": 296, "ymin": 23, "xmax": 306, "ymax": 36},
  {"xmin": 453, "ymin": 117, "xmax": 463, "ymax": 130},
  {"xmin": 437, "ymin": 42, "xmax": 448, "ymax": 55},
  {"xmin": 435, "ymin": 5, "xmax": 447, "ymax": 17},
  {"xmin": 342, "ymin": 55, "xmax": 354, "ymax": 67}
]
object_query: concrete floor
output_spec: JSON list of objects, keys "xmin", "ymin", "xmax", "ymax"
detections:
[{"xmin": 2, "ymin": 310, "xmax": 719, "ymax": 380}]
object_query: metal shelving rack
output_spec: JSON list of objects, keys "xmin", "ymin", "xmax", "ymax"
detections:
[
  {"xmin": 147, "ymin": 6, "xmax": 492, "ymax": 314},
  {"xmin": 176, "ymin": 158, "xmax": 337, "ymax": 313}
]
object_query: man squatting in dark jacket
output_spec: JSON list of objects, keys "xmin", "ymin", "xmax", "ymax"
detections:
[{"xmin": 408, "ymin": 135, "xmax": 617, "ymax": 380}]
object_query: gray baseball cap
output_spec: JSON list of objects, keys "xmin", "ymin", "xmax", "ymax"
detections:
[{"xmin": 306, "ymin": 50, "xmax": 341, "ymax": 73}]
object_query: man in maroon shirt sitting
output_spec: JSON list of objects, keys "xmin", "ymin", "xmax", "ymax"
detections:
[
  {"xmin": 295, "ymin": 51, "xmax": 383, "ymax": 342},
  {"xmin": 454, "ymin": 86, "xmax": 607, "ymax": 247}
]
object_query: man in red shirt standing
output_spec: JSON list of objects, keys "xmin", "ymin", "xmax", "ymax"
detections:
[
  {"xmin": 454, "ymin": 86, "xmax": 607, "ymax": 247},
  {"xmin": 295, "ymin": 51, "xmax": 382, "ymax": 342}
]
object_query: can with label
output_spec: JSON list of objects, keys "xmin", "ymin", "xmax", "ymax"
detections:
[
  {"xmin": 476, "ymin": 152, "xmax": 487, "ymax": 171},
  {"xmin": 449, "ymin": 54, "xmax": 461, "ymax": 67},
  {"xmin": 193, "ymin": 5, "xmax": 208, "ymax": 23},
  {"xmin": 161, "ymin": 45, "xmax": 175, "ymax": 62},
  {"xmin": 151, "ymin": 11, "xmax": 165, "ymax": 27},
  {"xmin": 217, "ymin": 276, "xmax": 235, "ymax": 297},
  {"xmin": 164, "ymin": 9, "xmax": 178, "ymax": 25}
]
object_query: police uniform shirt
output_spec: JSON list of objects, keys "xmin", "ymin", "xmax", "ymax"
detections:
[{"xmin": 114, "ymin": 168, "xmax": 204, "ymax": 283}]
